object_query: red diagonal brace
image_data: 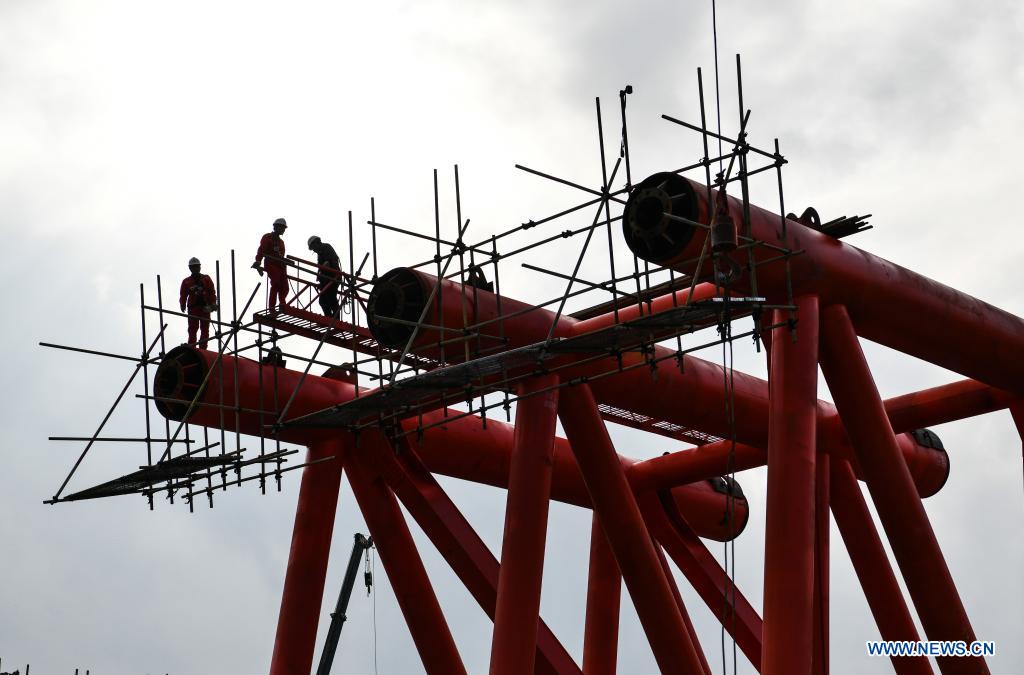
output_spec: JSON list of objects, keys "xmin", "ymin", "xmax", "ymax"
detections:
[
  {"xmin": 364, "ymin": 431, "xmax": 582, "ymax": 675},
  {"xmin": 655, "ymin": 544, "xmax": 711, "ymax": 675},
  {"xmin": 583, "ymin": 514, "xmax": 620, "ymax": 675},
  {"xmin": 829, "ymin": 459, "xmax": 933, "ymax": 675},
  {"xmin": 820, "ymin": 304, "xmax": 987, "ymax": 675},
  {"xmin": 640, "ymin": 491, "xmax": 763, "ymax": 671},
  {"xmin": 559, "ymin": 383, "xmax": 704, "ymax": 674},
  {"xmin": 345, "ymin": 444, "xmax": 467, "ymax": 674}
]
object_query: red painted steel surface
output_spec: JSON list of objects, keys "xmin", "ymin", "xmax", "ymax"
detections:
[
  {"xmin": 882, "ymin": 379, "xmax": 1016, "ymax": 433},
  {"xmin": 268, "ymin": 438, "xmax": 345, "ymax": 675},
  {"xmin": 361, "ymin": 432, "xmax": 582, "ymax": 675},
  {"xmin": 582, "ymin": 514, "xmax": 620, "ymax": 675},
  {"xmin": 154, "ymin": 346, "xmax": 747, "ymax": 541},
  {"xmin": 829, "ymin": 459, "xmax": 934, "ymax": 675},
  {"xmin": 655, "ymin": 544, "xmax": 712, "ymax": 675},
  {"xmin": 559, "ymin": 383, "xmax": 705, "ymax": 674},
  {"xmin": 344, "ymin": 445, "xmax": 467, "ymax": 674},
  {"xmin": 762, "ymin": 297, "xmax": 820, "ymax": 675},
  {"xmin": 820, "ymin": 305, "xmax": 987, "ymax": 675},
  {"xmin": 411, "ymin": 407, "xmax": 747, "ymax": 541},
  {"xmin": 621, "ymin": 175, "xmax": 1024, "ymax": 398},
  {"xmin": 631, "ymin": 440, "xmax": 766, "ymax": 493},
  {"xmin": 812, "ymin": 451, "xmax": 829, "ymax": 675},
  {"xmin": 367, "ymin": 266, "xmax": 556, "ymax": 362},
  {"xmin": 364, "ymin": 271, "xmax": 950, "ymax": 494},
  {"xmin": 490, "ymin": 375, "xmax": 561, "ymax": 675},
  {"xmin": 640, "ymin": 491, "xmax": 763, "ymax": 670}
]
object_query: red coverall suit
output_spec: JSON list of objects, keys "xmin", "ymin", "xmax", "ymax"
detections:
[
  {"xmin": 179, "ymin": 273, "xmax": 218, "ymax": 348},
  {"xmin": 255, "ymin": 232, "xmax": 289, "ymax": 309}
]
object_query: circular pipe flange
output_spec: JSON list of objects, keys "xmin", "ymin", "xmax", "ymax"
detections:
[
  {"xmin": 367, "ymin": 267, "xmax": 430, "ymax": 348},
  {"xmin": 622, "ymin": 172, "xmax": 700, "ymax": 263},
  {"xmin": 153, "ymin": 345, "xmax": 207, "ymax": 421}
]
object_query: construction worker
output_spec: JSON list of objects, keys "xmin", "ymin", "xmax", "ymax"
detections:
[
  {"xmin": 179, "ymin": 257, "xmax": 218, "ymax": 348},
  {"xmin": 307, "ymin": 235, "xmax": 342, "ymax": 318},
  {"xmin": 252, "ymin": 217, "xmax": 290, "ymax": 309}
]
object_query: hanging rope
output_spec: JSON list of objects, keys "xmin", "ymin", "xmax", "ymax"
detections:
[
  {"xmin": 371, "ymin": 547, "xmax": 379, "ymax": 675},
  {"xmin": 712, "ymin": 0, "xmax": 724, "ymax": 177},
  {"xmin": 711, "ymin": 2, "xmax": 740, "ymax": 675}
]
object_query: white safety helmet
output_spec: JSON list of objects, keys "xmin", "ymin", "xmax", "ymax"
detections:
[
  {"xmin": 188, "ymin": 257, "xmax": 201, "ymax": 266},
  {"xmin": 307, "ymin": 235, "xmax": 321, "ymax": 249}
]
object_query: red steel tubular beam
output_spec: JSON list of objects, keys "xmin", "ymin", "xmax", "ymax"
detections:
[
  {"xmin": 882, "ymin": 379, "xmax": 1016, "ymax": 434},
  {"xmin": 640, "ymin": 490, "xmax": 762, "ymax": 670},
  {"xmin": 630, "ymin": 440, "xmax": 765, "ymax": 493},
  {"xmin": 344, "ymin": 444, "xmax": 467, "ymax": 675},
  {"xmin": 829, "ymin": 459, "xmax": 933, "ymax": 675},
  {"xmin": 620, "ymin": 173, "xmax": 1024, "ymax": 397},
  {"xmin": 762, "ymin": 296, "xmax": 820, "ymax": 675},
  {"xmin": 655, "ymin": 544, "xmax": 712, "ymax": 675},
  {"xmin": 558, "ymin": 383, "xmax": 704, "ymax": 674},
  {"xmin": 364, "ymin": 272, "xmax": 950, "ymax": 495},
  {"xmin": 582, "ymin": 514, "xmax": 620, "ymax": 675},
  {"xmin": 364, "ymin": 432, "xmax": 582, "ymax": 675},
  {"xmin": 629, "ymin": 421, "xmax": 948, "ymax": 499},
  {"xmin": 153, "ymin": 345, "xmax": 745, "ymax": 541},
  {"xmin": 812, "ymin": 451, "xmax": 829, "ymax": 675},
  {"xmin": 412, "ymin": 408, "xmax": 748, "ymax": 541},
  {"xmin": 819, "ymin": 304, "xmax": 987, "ymax": 675},
  {"xmin": 269, "ymin": 438, "xmax": 346, "ymax": 675},
  {"xmin": 490, "ymin": 374, "xmax": 561, "ymax": 675}
]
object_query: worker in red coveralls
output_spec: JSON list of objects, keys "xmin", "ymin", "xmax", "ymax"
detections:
[
  {"xmin": 179, "ymin": 257, "xmax": 218, "ymax": 348},
  {"xmin": 252, "ymin": 217, "xmax": 290, "ymax": 309}
]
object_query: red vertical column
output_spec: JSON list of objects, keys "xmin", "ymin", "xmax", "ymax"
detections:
[
  {"xmin": 559, "ymin": 383, "xmax": 703, "ymax": 674},
  {"xmin": 582, "ymin": 514, "xmax": 620, "ymax": 675},
  {"xmin": 812, "ymin": 451, "xmax": 830, "ymax": 675},
  {"xmin": 345, "ymin": 446, "xmax": 467, "ymax": 675},
  {"xmin": 762, "ymin": 295, "xmax": 820, "ymax": 675},
  {"xmin": 819, "ymin": 304, "xmax": 987, "ymax": 675},
  {"xmin": 490, "ymin": 374, "xmax": 560, "ymax": 675},
  {"xmin": 829, "ymin": 459, "xmax": 933, "ymax": 675},
  {"xmin": 269, "ymin": 439, "xmax": 346, "ymax": 675}
]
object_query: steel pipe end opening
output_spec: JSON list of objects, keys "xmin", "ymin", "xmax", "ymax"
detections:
[
  {"xmin": 153, "ymin": 345, "xmax": 207, "ymax": 421},
  {"xmin": 622, "ymin": 172, "xmax": 700, "ymax": 263},
  {"xmin": 367, "ymin": 267, "xmax": 429, "ymax": 348},
  {"xmin": 911, "ymin": 428, "xmax": 951, "ymax": 498}
]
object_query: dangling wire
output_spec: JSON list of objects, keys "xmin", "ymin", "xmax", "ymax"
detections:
[
  {"xmin": 371, "ymin": 547, "xmax": 379, "ymax": 675},
  {"xmin": 719, "ymin": 305, "xmax": 740, "ymax": 675},
  {"xmin": 711, "ymin": 2, "xmax": 739, "ymax": 673},
  {"xmin": 712, "ymin": 0, "xmax": 724, "ymax": 176}
]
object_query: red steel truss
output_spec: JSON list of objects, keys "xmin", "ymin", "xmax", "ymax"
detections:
[{"xmin": 44, "ymin": 70, "xmax": 1021, "ymax": 675}]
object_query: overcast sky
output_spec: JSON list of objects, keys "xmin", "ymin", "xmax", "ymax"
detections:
[{"xmin": 2, "ymin": 1, "xmax": 1022, "ymax": 673}]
